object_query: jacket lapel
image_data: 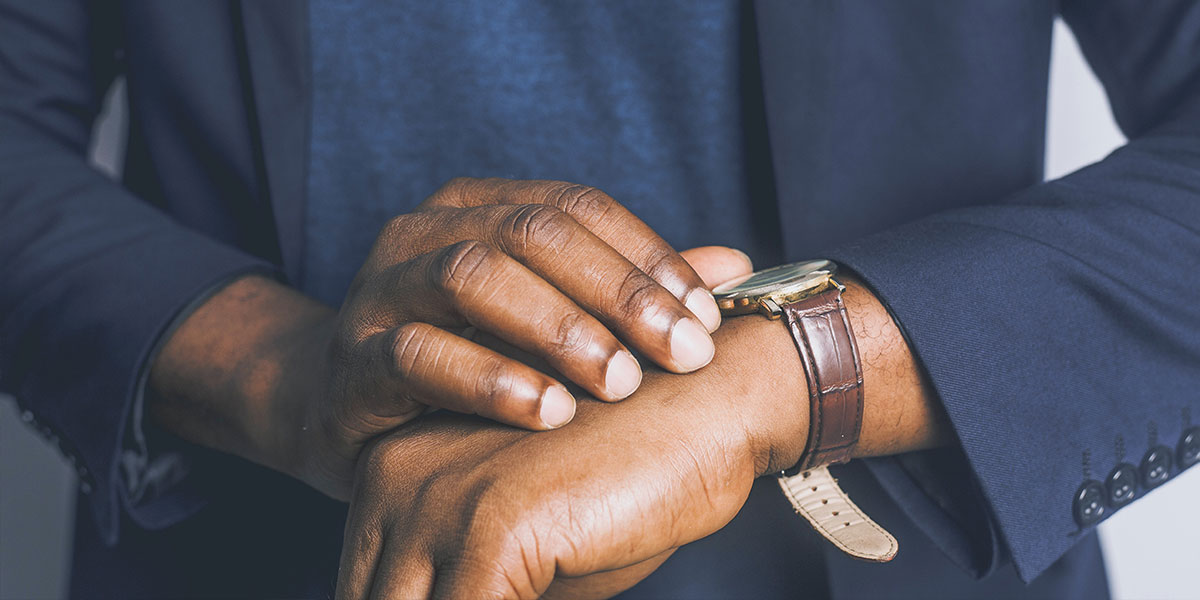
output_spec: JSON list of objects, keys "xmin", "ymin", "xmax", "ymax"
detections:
[
  {"xmin": 754, "ymin": 1, "xmax": 834, "ymax": 260},
  {"xmin": 237, "ymin": 0, "xmax": 310, "ymax": 283},
  {"xmin": 233, "ymin": 1, "xmax": 819, "ymax": 275}
]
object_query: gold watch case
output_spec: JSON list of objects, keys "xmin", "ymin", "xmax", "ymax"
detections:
[{"xmin": 712, "ymin": 259, "xmax": 840, "ymax": 319}]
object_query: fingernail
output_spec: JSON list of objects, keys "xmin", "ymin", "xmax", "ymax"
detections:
[
  {"xmin": 685, "ymin": 288, "xmax": 722, "ymax": 333},
  {"xmin": 730, "ymin": 248, "xmax": 753, "ymax": 270},
  {"xmin": 539, "ymin": 386, "xmax": 576, "ymax": 429},
  {"xmin": 604, "ymin": 350, "xmax": 642, "ymax": 400},
  {"xmin": 669, "ymin": 318, "xmax": 715, "ymax": 372}
]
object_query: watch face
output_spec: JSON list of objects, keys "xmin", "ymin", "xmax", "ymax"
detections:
[{"xmin": 712, "ymin": 259, "xmax": 834, "ymax": 299}]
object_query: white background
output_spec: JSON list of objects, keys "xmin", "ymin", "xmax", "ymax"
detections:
[{"xmin": 1, "ymin": 18, "xmax": 1198, "ymax": 600}]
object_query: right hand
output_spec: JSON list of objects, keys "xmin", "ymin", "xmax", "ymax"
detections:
[{"xmin": 289, "ymin": 177, "xmax": 739, "ymax": 498}]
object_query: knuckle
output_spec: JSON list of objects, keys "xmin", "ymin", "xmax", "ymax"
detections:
[
  {"xmin": 388, "ymin": 322, "xmax": 438, "ymax": 382},
  {"xmin": 379, "ymin": 213, "xmax": 415, "ymax": 242},
  {"xmin": 443, "ymin": 557, "xmax": 525, "ymax": 600},
  {"xmin": 471, "ymin": 356, "xmax": 515, "ymax": 412},
  {"xmin": 433, "ymin": 176, "xmax": 477, "ymax": 199},
  {"xmin": 443, "ymin": 176, "xmax": 478, "ymax": 190},
  {"xmin": 456, "ymin": 486, "xmax": 547, "ymax": 599},
  {"xmin": 427, "ymin": 176, "xmax": 496, "ymax": 208},
  {"xmin": 544, "ymin": 310, "xmax": 595, "ymax": 361},
  {"xmin": 500, "ymin": 204, "xmax": 575, "ymax": 257},
  {"xmin": 430, "ymin": 239, "xmax": 497, "ymax": 299},
  {"xmin": 460, "ymin": 478, "xmax": 528, "ymax": 549},
  {"xmin": 370, "ymin": 212, "xmax": 446, "ymax": 268},
  {"xmin": 616, "ymin": 269, "xmax": 668, "ymax": 320},
  {"xmin": 546, "ymin": 183, "xmax": 616, "ymax": 223},
  {"xmin": 344, "ymin": 519, "xmax": 384, "ymax": 558},
  {"xmin": 361, "ymin": 433, "xmax": 417, "ymax": 481},
  {"xmin": 641, "ymin": 248, "xmax": 683, "ymax": 283}
]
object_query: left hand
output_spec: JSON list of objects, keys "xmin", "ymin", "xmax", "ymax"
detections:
[
  {"xmin": 332, "ymin": 250, "xmax": 814, "ymax": 600},
  {"xmin": 333, "ymin": 323, "xmax": 794, "ymax": 599}
]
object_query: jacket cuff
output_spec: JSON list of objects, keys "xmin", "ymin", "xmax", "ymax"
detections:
[
  {"xmin": 118, "ymin": 268, "xmax": 278, "ymax": 532},
  {"xmin": 823, "ymin": 223, "xmax": 1035, "ymax": 578},
  {"xmin": 822, "ymin": 212, "xmax": 1195, "ymax": 582},
  {"xmin": 9, "ymin": 229, "xmax": 275, "ymax": 546}
]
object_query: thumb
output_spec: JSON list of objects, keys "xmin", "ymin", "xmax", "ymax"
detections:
[{"xmin": 679, "ymin": 246, "xmax": 754, "ymax": 289}]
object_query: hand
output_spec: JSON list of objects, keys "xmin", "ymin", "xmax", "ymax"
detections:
[
  {"xmin": 301, "ymin": 178, "xmax": 751, "ymax": 498},
  {"xmin": 334, "ymin": 261, "xmax": 954, "ymax": 599},
  {"xmin": 335, "ymin": 313, "xmax": 808, "ymax": 600},
  {"xmin": 334, "ymin": 252, "xmax": 777, "ymax": 600},
  {"xmin": 151, "ymin": 177, "xmax": 749, "ymax": 501}
]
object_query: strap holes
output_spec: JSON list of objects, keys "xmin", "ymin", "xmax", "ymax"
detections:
[
  {"xmin": 831, "ymin": 511, "xmax": 838, "ymax": 516},
  {"xmin": 811, "ymin": 486, "xmax": 818, "ymax": 492},
  {"xmin": 821, "ymin": 499, "xmax": 828, "ymax": 505},
  {"xmin": 802, "ymin": 471, "xmax": 811, "ymax": 478},
  {"xmin": 844, "ymin": 522, "xmax": 851, "ymax": 527}
]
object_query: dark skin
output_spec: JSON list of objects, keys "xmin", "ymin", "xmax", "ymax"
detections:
[
  {"xmin": 148, "ymin": 178, "xmax": 951, "ymax": 598},
  {"xmin": 334, "ymin": 265, "xmax": 952, "ymax": 599},
  {"xmin": 150, "ymin": 177, "xmax": 725, "ymax": 500}
]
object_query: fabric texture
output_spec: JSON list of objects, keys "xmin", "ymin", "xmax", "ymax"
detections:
[
  {"xmin": 0, "ymin": 1, "xmax": 276, "ymax": 545},
  {"xmin": 821, "ymin": 0, "xmax": 1200, "ymax": 581},
  {"xmin": 304, "ymin": 0, "xmax": 780, "ymax": 305},
  {"xmin": 0, "ymin": 0, "xmax": 1196, "ymax": 598}
]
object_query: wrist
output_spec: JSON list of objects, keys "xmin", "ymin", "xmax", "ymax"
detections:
[
  {"xmin": 149, "ymin": 276, "xmax": 337, "ymax": 480},
  {"xmin": 260, "ymin": 310, "xmax": 339, "ymax": 486},
  {"xmin": 703, "ymin": 315, "xmax": 811, "ymax": 476},
  {"xmin": 724, "ymin": 275, "xmax": 951, "ymax": 475}
]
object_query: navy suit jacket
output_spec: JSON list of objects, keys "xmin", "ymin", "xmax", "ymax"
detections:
[{"xmin": 1, "ymin": 1, "xmax": 1197, "ymax": 598}]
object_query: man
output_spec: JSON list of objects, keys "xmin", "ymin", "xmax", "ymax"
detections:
[{"xmin": 1, "ymin": 1, "xmax": 1197, "ymax": 598}]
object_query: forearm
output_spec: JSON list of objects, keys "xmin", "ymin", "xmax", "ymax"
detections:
[{"xmin": 147, "ymin": 275, "xmax": 335, "ymax": 477}]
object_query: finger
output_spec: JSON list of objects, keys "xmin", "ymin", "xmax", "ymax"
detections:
[
  {"xmin": 335, "ymin": 519, "xmax": 385, "ymax": 600},
  {"xmin": 368, "ymin": 545, "xmax": 435, "ymax": 600},
  {"xmin": 542, "ymin": 549, "xmax": 677, "ymax": 600},
  {"xmin": 364, "ymin": 321, "xmax": 578, "ymax": 429},
  {"xmin": 422, "ymin": 177, "xmax": 722, "ymax": 332},
  {"xmin": 415, "ymin": 207, "xmax": 715, "ymax": 376},
  {"xmin": 375, "ymin": 240, "xmax": 659, "ymax": 400},
  {"xmin": 679, "ymin": 246, "xmax": 755, "ymax": 289},
  {"xmin": 372, "ymin": 209, "xmax": 715, "ymax": 379}
]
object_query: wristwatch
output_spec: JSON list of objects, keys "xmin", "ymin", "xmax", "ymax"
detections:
[{"xmin": 713, "ymin": 260, "xmax": 897, "ymax": 562}]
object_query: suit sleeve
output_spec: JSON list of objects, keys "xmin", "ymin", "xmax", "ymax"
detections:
[
  {"xmin": 0, "ymin": 1, "xmax": 273, "ymax": 545},
  {"xmin": 826, "ymin": 0, "xmax": 1200, "ymax": 582}
]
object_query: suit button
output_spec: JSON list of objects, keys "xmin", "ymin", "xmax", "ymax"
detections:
[
  {"xmin": 1073, "ymin": 480, "xmax": 1106, "ymax": 527},
  {"xmin": 1140, "ymin": 446, "xmax": 1173, "ymax": 489},
  {"xmin": 1105, "ymin": 463, "xmax": 1138, "ymax": 509},
  {"xmin": 1177, "ymin": 427, "xmax": 1200, "ymax": 469}
]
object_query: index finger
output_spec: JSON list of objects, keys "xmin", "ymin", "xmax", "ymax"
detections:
[{"xmin": 420, "ymin": 177, "xmax": 722, "ymax": 331}]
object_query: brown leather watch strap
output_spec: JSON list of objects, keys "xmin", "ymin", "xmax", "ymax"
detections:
[{"xmin": 781, "ymin": 283, "xmax": 864, "ymax": 473}]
